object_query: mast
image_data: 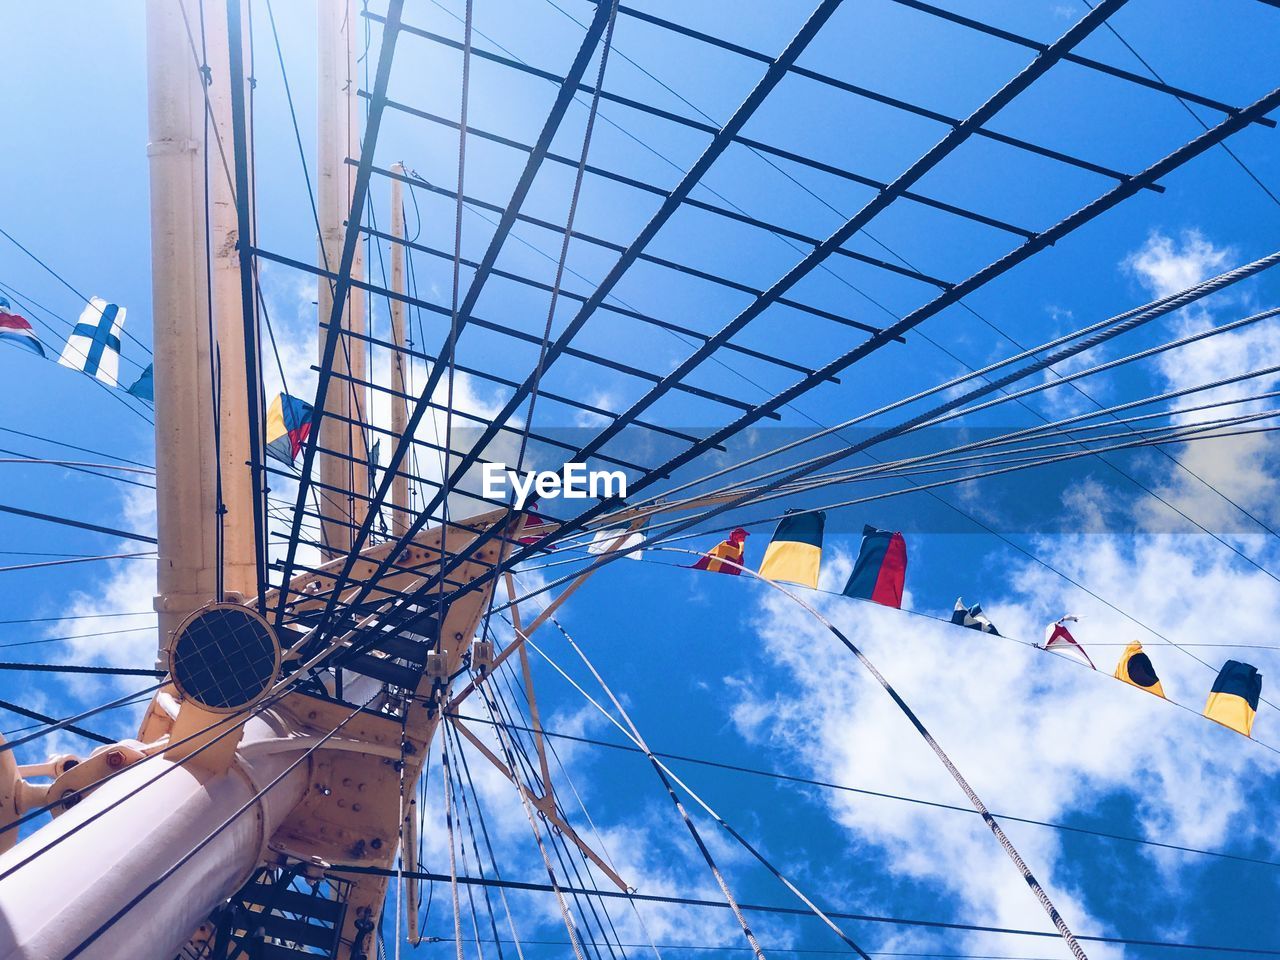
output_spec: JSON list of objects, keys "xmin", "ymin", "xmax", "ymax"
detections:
[
  {"xmin": 206, "ymin": 0, "xmax": 260, "ymax": 605},
  {"xmin": 0, "ymin": 6, "xmax": 308, "ymax": 957},
  {"xmin": 389, "ymin": 162, "xmax": 410, "ymax": 536},
  {"xmin": 0, "ymin": 5, "xmax": 617, "ymax": 959},
  {"xmin": 316, "ymin": 0, "xmax": 369, "ymax": 558},
  {"xmin": 147, "ymin": 0, "xmax": 257, "ymax": 658}
]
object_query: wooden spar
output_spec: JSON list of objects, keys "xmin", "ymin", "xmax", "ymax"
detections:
[
  {"xmin": 451, "ymin": 718, "xmax": 628, "ymax": 891},
  {"xmin": 317, "ymin": 0, "xmax": 368, "ymax": 558},
  {"xmin": 389, "ymin": 162, "xmax": 410, "ymax": 536},
  {"xmin": 499, "ymin": 570, "xmax": 553, "ymax": 787}
]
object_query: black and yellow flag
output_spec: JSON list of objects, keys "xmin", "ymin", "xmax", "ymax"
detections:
[
  {"xmin": 1114, "ymin": 641, "xmax": 1165, "ymax": 698},
  {"xmin": 758, "ymin": 510, "xmax": 825, "ymax": 589},
  {"xmin": 1204, "ymin": 660, "xmax": 1262, "ymax": 737}
]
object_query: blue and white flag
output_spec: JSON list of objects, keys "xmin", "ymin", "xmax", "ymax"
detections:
[
  {"xmin": 951, "ymin": 597, "xmax": 1000, "ymax": 635},
  {"xmin": 58, "ymin": 297, "xmax": 125, "ymax": 387},
  {"xmin": 126, "ymin": 363, "xmax": 154, "ymax": 402}
]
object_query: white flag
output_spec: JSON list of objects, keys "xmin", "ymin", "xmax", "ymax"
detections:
[
  {"xmin": 59, "ymin": 297, "xmax": 125, "ymax": 387},
  {"xmin": 587, "ymin": 526, "xmax": 644, "ymax": 559}
]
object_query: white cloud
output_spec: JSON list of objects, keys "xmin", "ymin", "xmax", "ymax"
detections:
[
  {"xmin": 48, "ymin": 484, "xmax": 158, "ymax": 678},
  {"xmin": 1122, "ymin": 231, "xmax": 1280, "ymax": 531},
  {"xmin": 1124, "ymin": 230, "xmax": 1232, "ymax": 303},
  {"xmin": 729, "ymin": 541, "xmax": 1280, "ymax": 958},
  {"xmin": 721, "ymin": 229, "xmax": 1280, "ymax": 958}
]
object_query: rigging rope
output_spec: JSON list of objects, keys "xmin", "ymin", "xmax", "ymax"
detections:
[
  {"xmin": 446, "ymin": 721, "xmax": 514, "ymax": 960},
  {"xmin": 436, "ymin": 0, "xmax": 477, "ymax": 612},
  {"xmin": 472, "ymin": 676, "xmax": 591, "ymax": 960},
  {"xmin": 0, "ymin": 226, "xmax": 154, "ymax": 360},
  {"xmin": 0, "ymin": 685, "xmax": 299, "ymax": 862},
  {"xmin": 469, "ymin": 0, "xmax": 624, "ymax": 832},
  {"xmin": 488, "ymin": 624, "xmax": 664, "ymax": 960},
  {"xmin": 484, "ymin": 659, "xmax": 622, "ymax": 960},
  {"xmin": 623, "ymin": 419, "xmax": 1280, "ymax": 545},
  {"xmin": 504, "ymin": 526, "xmax": 1280, "ymax": 764},
  {"xmin": 0, "ymin": 552, "xmax": 157, "ymax": 575},
  {"xmin": 499, "ymin": 635, "xmax": 761, "ymax": 960},
  {"xmin": 531, "ymin": 609, "xmax": 873, "ymax": 959},
  {"xmin": 0, "ymin": 282, "xmax": 154, "ymax": 425},
  {"xmin": 447, "ymin": 710, "xmax": 1280, "ymax": 872},
  {"xmin": 656, "ymin": 550, "xmax": 1095, "ymax": 958},
  {"xmin": 1082, "ymin": 0, "xmax": 1280, "ymax": 210},
  {"xmin": 0, "ymin": 697, "xmax": 113, "ymax": 746},
  {"xmin": 491, "ymin": 254, "xmax": 1280, "ymax": 735},
  {"xmin": 335, "ymin": 864, "xmax": 1280, "ymax": 956},
  {"xmin": 621, "ymin": 255, "xmax": 1280, "ymax": 515},
  {"xmin": 511, "ymin": 0, "xmax": 620, "ymax": 477},
  {"xmin": 483, "ymin": 654, "xmax": 625, "ymax": 960},
  {"xmin": 443, "ymin": 729, "xmax": 469, "ymax": 960},
  {"xmin": 0, "ymin": 681, "xmax": 162, "ymax": 755},
  {"xmin": 453, "ymin": 733, "xmax": 528, "ymax": 960}
]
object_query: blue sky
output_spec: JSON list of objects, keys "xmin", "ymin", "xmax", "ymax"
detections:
[{"xmin": 2, "ymin": 1, "xmax": 1280, "ymax": 958}]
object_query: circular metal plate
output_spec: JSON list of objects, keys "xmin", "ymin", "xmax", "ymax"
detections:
[{"xmin": 168, "ymin": 603, "xmax": 281, "ymax": 713}]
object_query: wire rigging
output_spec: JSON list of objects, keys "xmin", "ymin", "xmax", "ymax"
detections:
[
  {"xmin": 6, "ymin": 2, "xmax": 1273, "ymax": 954},
  {"xmin": 533, "ymin": 609, "xmax": 874, "ymax": 959}
]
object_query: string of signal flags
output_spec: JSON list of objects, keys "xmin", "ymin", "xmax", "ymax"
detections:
[
  {"xmin": 14, "ymin": 291, "xmax": 1250, "ymax": 743},
  {"xmin": 0, "ymin": 293, "xmax": 153, "ymax": 401},
  {"xmin": 575, "ymin": 510, "xmax": 1264, "ymax": 741},
  {"xmin": 11, "ymin": 293, "xmax": 1256, "ymax": 741},
  {"xmin": 1, "ymin": 300, "xmax": 318, "ymax": 475}
]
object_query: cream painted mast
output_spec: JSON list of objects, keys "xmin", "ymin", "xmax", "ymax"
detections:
[
  {"xmin": 149, "ymin": 0, "xmax": 258, "ymax": 657},
  {"xmin": 0, "ymin": 4, "xmax": 626, "ymax": 958},
  {"xmin": 317, "ymin": 0, "xmax": 369, "ymax": 558}
]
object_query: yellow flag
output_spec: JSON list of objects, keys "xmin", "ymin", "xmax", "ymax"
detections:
[
  {"xmin": 1114, "ymin": 642, "xmax": 1165, "ymax": 699},
  {"xmin": 758, "ymin": 510, "xmax": 824, "ymax": 589},
  {"xmin": 1204, "ymin": 660, "xmax": 1261, "ymax": 737}
]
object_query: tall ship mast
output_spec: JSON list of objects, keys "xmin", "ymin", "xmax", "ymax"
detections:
[{"xmin": 0, "ymin": 2, "xmax": 1277, "ymax": 959}]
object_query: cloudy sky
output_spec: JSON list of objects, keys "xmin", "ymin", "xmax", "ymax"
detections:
[{"xmin": 1, "ymin": 1, "xmax": 1280, "ymax": 958}]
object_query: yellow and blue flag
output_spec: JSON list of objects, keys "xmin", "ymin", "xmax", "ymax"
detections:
[
  {"xmin": 1114, "ymin": 641, "xmax": 1165, "ymax": 698},
  {"xmin": 1204, "ymin": 660, "xmax": 1261, "ymax": 737},
  {"xmin": 758, "ymin": 510, "xmax": 825, "ymax": 588}
]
